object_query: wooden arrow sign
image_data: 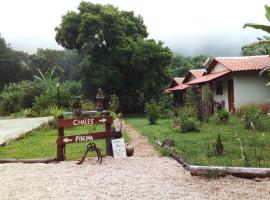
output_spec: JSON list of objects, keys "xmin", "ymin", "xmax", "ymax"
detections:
[
  {"xmin": 56, "ymin": 131, "xmax": 114, "ymax": 145},
  {"xmin": 57, "ymin": 116, "xmax": 113, "ymax": 128}
]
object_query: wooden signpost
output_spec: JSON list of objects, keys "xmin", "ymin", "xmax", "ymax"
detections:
[{"xmin": 56, "ymin": 111, "xmax": 120, "ymax": 161}]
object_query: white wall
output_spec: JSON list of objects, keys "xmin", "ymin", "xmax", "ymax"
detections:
[
  {"xmin": 211, "ymin": 63, "xmax": 228, "ymax": 72},
  {"xmin": 233, "ymin": 71, "xmax": 270, "ymax": 109}
]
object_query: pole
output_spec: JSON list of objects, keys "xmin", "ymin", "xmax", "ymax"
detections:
[
  {"xmin": 57, "ymin": 114, "xmax": 65, "ymax": 161},
  {"xmin": 57, "ymin": 83, "xmax": 60, "ymax": 108},
  {"xmin": 104, "ymin": 111, "xmax": 113, "ymax": 156}
]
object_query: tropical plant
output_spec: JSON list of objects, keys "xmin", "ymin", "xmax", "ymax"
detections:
[{"xmin": 216, "ymin": 108, "xmax": 230, "ymax": 124}]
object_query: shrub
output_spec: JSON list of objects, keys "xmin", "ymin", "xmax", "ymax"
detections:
[
  {"xmin": 240, "ymin": 104, "xmax": 263, "ymax": 130},
  {"xmin": 158, "ymin": 95, "xmax": 174, "ymax": 118},
  {"xmin": 216, "ymin": 108, "xmax": 229, "ymax": 124},
  {"xmin": 145, "ymin": 99, "xmax": 161, "ymax": 124},
  {"xmin": 33, "ymin": 84, "xmax": 72, "ymax": 113},
  {"xmin": 179, "ymin": 106, "xmax": 200, "ymax": 133},
  {"xmin": 81, "ymin": 100, "xmax": 95, "ymax": 111},
  {"xmin": 108, "ymin": 94, "xmax": 119, "ymax": 113},
  {"xmin": 0, "ymin": 83, "xmax": 22, "ymax": 115}
]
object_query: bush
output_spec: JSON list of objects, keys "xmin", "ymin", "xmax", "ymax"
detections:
[
  {"xmin": 240, "ymin": 104, "xmax": 263, "ymax": 130},
  {"xmin": 216, "ymin": 108, "xmax": 229, "ymax": 124},
  {"xmin": 108, "ymin": 94, "xmax": 119, "ymax": 113},
  {"xmin": 0, "ymin": 82, "xmax": 22, "ymax": 115},
  {"xmin": 81, "ymin": 100, "xmax": 95, "ymax": 111},
  {"xmin": 179, "ymin": 106, "xmax": 200, "ymax": 133},
  {"xmin": 158, "ymin": 95, "xmax": 174, "ymax": 118},
  {"xmin": 145, "ymin": 99, "xmax": 161, "ymax": 124}
]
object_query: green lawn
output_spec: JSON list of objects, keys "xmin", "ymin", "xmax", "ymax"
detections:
[
  {"xmin": 0, "ymin": 124, "xmax": 129, "ymax": 160},
  {"xmin": 125, "ymin": 115, "xmax": 270, "ymax": 168}
]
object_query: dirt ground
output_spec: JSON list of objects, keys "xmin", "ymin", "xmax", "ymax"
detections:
[{"xmin": 0, "ymin": 122, "xmax": 270, "ymax": 200}]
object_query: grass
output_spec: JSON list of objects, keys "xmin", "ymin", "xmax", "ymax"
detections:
[
  {"xmin": 0, "ymin": 123, "xmax": 129, "ymax": 160},
  {"xmin": 125, "ymin": 115, "xmax": 270, "ymax": 168}
]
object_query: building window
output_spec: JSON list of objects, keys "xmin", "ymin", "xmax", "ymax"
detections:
[{"xmin": 216, "ymin": 82, "xmax": 223, "ymax": 95}]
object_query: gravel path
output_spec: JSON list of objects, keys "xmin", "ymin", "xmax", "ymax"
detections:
[
  {"xmin": 1, "ymin": 121, "xmax": 270, "ymax": 199},
  {"xmin": 0, "ymin": 117, "xmax": 53, "ymax": 146}
]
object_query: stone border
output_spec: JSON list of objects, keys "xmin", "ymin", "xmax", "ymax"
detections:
[{"xmin": 156, "ymin": 141, "xmax": 270, "ymax": 179}]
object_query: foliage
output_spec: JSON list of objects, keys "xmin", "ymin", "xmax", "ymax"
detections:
[
  {"xmin": 144, "ymin": 99, "xmax": 161, "ymax": 124},
  {"xmin": 81, "ymin": 100, "xmax": 95, "ymax": 111},
  {"xmin": 240, "ymin": 104, "xmax": 263, "ymax": 130},
  {"xmin": 126, "ymin": 115, "xmax": 270, "ymax": 167},
  {"xmin": 178, "ymin": 106, "xmax": 200, "ymax": 133},
  {"xmin": 168, "ymin": 54, "xmax": 207, "ymax": 77},
  {"xmin": 160, "ymin": 146, "xmax": 172, "ymax": 156},
  {"xmin": 55, "ymin": 1, "xmax": 172, "ymax": 114},
  {"xmin": 216, "ymin": 108, "xmax": 230, "ymax": 124},
  {"xmin": 201, "ymin": 85, "xmax": 213, "ymax": 122},
  {"xmin": 242, "ymin": 40, "xmax": 270, "ymax": 56},
  {"xmin": 244, "ymin": 5, "xmax": 270, "ymax": 34},
  {"xmin": 0, "ymin": 80, "xmax": 81, "ymax": 115},
  {"xmin": 158, "ymin": 95, "xmax": 174, "ymax": 118},
  {"xmin": 48, "ymin": 106, "xmax": 64, "ymax": 119},
  {"xmin": 0, "ymin": 35, "xmax": 26, "ymax": 89},
  {"xmin": 108, "ymin": 94, "xmax": 119, "ymax": 113}
]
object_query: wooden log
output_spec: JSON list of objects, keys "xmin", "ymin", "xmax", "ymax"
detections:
[
  {"xmin": 171, "ymin": 152, "xmax": 190, "ymax": 170},
  {"xmin": 0, "ymin": 158, "xmax": 57, "ymax": 164},
  {"xmin": 190, "ymin": 165, "xmax": 270, "ymax": 178},
  {"xmin": 190, "ymin": 166, "xmax": 227, "ymax": 177},
  {"xmin": 227, "ymin": 167, "xmax": 270, "ymax": 178},
  {"xmin": 156, "ymin": 140, "xmax": 190, "ymax": 170}
]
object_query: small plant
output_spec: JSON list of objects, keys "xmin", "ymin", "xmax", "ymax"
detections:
[
  {"xmin": 144, "ymin": 99, "xmax": 161, "ymax": 124},
  {"xmin": 213, "ymin": 134, "xmax": 224, "ymax": 156},
  {"xmin": 240, "ymin": 104, "xmax": 263, "ymax": 130},
  {"xmin": 216, "ymin": 108, "xmax": 229, "ymax": 124},
  {"xmin": 48, "ymin": 106, "xmax": 64, "ymax": 119},
  {"xmin": 179, "ymin": 106, "xmax": 200, "ymax": 133},
  {"xmin": 160, "ymin": 146, "xmax": 172, "ymax": 156}
]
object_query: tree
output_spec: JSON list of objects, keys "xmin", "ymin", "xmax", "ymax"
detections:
[
  {"xmin": 169, "ymin": 54, "xmax": 207, "ymax": 77},
  {"xmin": 55, "ymin": 1, "xmax": 172, "ymax": 113},
  {"xmin": 0, "ymin": 35, "xmax": 24, "ymax": 89},
  {"xmin": 244, "ymin": 5, "xmax": 270, "ymax": 98}
]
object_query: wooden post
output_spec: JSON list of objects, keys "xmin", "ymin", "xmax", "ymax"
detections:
[
  {"xmin": 103, "ymin": 111, "xmax": 113, "ymax": 156},
  {"xmin": 57, "ymin": 115, "xmax": 65, "ymax": 161}
]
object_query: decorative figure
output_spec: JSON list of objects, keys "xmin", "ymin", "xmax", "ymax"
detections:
[
  {"xmin": 72, "ymin": 96, "xmax": 82, "ymax": 117},
  {"xmin": 77, "ymin": 142, "xmax": 102, "ymax": 165},
  {"xmin": 96, "ymin": 88, "xmax": 104, "ymax": 111}
]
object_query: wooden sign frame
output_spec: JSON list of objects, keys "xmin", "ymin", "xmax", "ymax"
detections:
[{"xmin": 56, "ymin": 112, "xmax": 119, "ymax": 161}]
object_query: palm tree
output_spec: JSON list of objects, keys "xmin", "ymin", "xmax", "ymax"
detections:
[{"xmin": 244, "ymin": 5, "xmax": 270, "ymax": 77}]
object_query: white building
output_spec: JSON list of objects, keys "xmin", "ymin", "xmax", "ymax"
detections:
[{"xmin": 166, "ymin": 55, "xmax": 270, "ymax": 112}]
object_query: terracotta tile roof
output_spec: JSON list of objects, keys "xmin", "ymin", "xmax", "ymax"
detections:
[
  {"xmin": 165, "ymin": 84, "xmax": 189, "ymax": 92},
  {"xmin": 165, "ymin": 77, "xmax": 189, "ymax": 93},
  {"xmin": 187, "ymin": 70, "xmax": 231, "ymax": 85},
  {"xmin": 209, "ymin": 55, "xmax": 270, "ymax": 72},
  {"xmin": 183, "ymin": 69, "xmax": 206, "ymax": 83}
]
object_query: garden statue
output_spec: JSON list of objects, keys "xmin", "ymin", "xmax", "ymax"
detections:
[
  {"xmin": 72, "ymin": 96, "xmax": 82, "ymax": 117},
  {"xmin": 96, "ymin": 88, "xmax": 104, "ymax": 111}
]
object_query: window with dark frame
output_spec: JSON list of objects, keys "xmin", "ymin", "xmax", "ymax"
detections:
[{"xmin": 216, "ymin": 81, "xmax": 223, "ymax": 95}]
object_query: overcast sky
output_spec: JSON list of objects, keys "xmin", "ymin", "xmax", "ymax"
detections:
[{"xmin": 0, "ymin": 0, "xmax": 269, "ymax": 56}]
